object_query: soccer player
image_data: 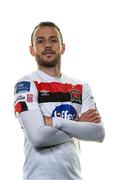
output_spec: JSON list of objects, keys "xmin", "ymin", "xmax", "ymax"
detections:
[{"xmin": 14, "ymin": 22, "xmax": 105, "ymax": 180}]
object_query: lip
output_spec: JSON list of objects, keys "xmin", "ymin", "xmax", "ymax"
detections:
[{"xmin": 42, "ymin": 51, "xmax": 55, "ymax": 55}]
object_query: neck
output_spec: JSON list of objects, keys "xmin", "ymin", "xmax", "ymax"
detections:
[{"xmin": 38, "ymin": 64, "xmax": 61, "ymax": 77}]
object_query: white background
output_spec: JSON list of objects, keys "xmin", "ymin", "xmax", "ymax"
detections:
[{"xmin": 0, "ymin": 0, "xmax": 120, "ymax": 179}]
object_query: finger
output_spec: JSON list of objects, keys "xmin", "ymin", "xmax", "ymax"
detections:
[
  {"xmin": 80, "ymin": 110, "xmax": 101, "ymax": 122},
  {"xmin": 93, "ymin": 119, "xmax": 101, "ymax": 123},
  {"xmin": 87, "ymin": 111, "xmax": 100, "ymax": 118},
  {"xmin": 87, "ymin": 115, "xmax": 101, "ymax": 123},
  {"xmin": 82, "ymin": 109, "xmax": 97, "ymax": 116},
  {"xmin": 80, "ymin": 114, "xmax": 101, "ymax": 122},
  {"xmin": 85, "ymin": 109, "xmax": 100, "ymax": 118},
  {"xmin": 91, "ymin": 118, "xmax": 101, "ymax": 123}
]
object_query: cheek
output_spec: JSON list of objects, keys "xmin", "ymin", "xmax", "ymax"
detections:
[
  {"xmin": 55, "ymin": 45, "xmax": 64, "ymax": 52},
  {"xmin": 56, "ymin": 48, "xmax": 64, "ymax": 55},
  {"xmin": 34, "ymin": 46, "xmax": 43, "ymax": 54}
]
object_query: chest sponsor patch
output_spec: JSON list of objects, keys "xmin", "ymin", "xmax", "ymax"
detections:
[
  {"xmin": 52, "ymin": 104, "xmax": 77, "ymax": 120},
  {"xmin": 16, "ymin": 81, "xmax": 30, "ymax": 93}
]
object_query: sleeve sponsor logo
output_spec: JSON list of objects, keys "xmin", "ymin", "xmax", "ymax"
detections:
[
  {"xmin": 14, "ymin": 95, "xmax": 25, "ymax": 104},
  {"xmin": 16, "ymin": 81, "xmax": 30, "ymax": 93},
  {"xmin": 52, "ymin": 104, "xmax": 77, "ymax": 120},
  {"xmin": 27, "ymin": 94, "xmax": 33, "ymax": 102}
]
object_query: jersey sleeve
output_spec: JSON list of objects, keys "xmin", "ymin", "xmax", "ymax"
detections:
[
  {"xmin": 14, "ymin": 76, "xmax": 72, "ymax": 147},
  {"xmin": 53, "ymin": 117, "xmax": 105, "ymax": 142},
  {"xmin": 81, "ymin": 83, "xmax": 97, "ymax": 114},
  {"xmin": 14, "ymin": 76, "xmax": 39, "ymax": 117}
]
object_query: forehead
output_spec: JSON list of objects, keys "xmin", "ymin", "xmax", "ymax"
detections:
[{"xmin": 33, "ymin": 26, "xmax": 60, "ymax": 39}]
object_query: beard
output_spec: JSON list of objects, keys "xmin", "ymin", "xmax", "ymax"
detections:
[{"xmin": 35, "ymin": 53, "xmax": 61, "ymax": 68}]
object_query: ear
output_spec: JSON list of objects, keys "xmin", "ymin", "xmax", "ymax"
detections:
[
  {"xmin": 29, "ymin": 46, "xmax": 35, "ymax": 56},
  {"xmin": 61, "ymin": 43, "xmax": 65, "ymax": 54}
]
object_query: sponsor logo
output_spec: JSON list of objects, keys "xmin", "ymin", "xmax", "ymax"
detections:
[
  {"xmin": 16, "ymin": 81, "xmax": 30, "ymax": 93},
  {"xmin": 70, "ymin": 89, "xmax": 81, "ymax": 103},
  {"xmin": 40, "ymin": 90, "xmax": 50, "ymax": 96},
  {"xmin": 27, "ymin": 94, "xmax": 33, "ymax": 102},
  {"xmin": 52, "ymin": 104, "xmax": 77, "ymax": 120},
  {"xmin": 14, "ymin": 95, "xmax": 25, "ymax": 104}
]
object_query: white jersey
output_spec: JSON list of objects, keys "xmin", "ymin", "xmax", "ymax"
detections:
[{"xmin": 14, "ymin": 70, "xmax": 105, "ymax": 180}]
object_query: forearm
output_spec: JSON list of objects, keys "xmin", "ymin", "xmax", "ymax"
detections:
[
  {"xmin": 53, "ymin": 117, "xmax": 105, "ymax": 142},
  {"xmin": 19, "ymin": 110, "xmax": 72, "ymax": 147}
]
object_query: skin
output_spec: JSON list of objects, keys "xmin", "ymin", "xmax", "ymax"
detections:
[
  {"xmin": 29, "ymin": 26, "xmax": 65, "ymax": 77},
  {"xmin": 29, "ymin": 26, "xmax": 101, "ymax": 126}
]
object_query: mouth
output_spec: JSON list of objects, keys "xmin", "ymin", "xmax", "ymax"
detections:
[{"xmin": 42, "ymin": 51, "xmax": 55, "ymax": 55}]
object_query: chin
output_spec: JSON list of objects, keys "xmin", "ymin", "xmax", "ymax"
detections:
[{"xmin": 36, "ymin": 54, "xmax": 61, "ymax": 67}]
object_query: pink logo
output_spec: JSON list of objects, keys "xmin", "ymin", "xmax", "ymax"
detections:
[{"xmin": 27, "ymin": 94, "xmax": 33, "ymax": 102}]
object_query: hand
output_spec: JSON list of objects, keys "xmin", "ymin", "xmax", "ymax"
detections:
[
  {"xmin": 43, "ymin": 116, "xmax": 53, "ymax": 127},
  {"xmin": 76, "ymin": 109, "xmax": 101, "ymax": 123}
]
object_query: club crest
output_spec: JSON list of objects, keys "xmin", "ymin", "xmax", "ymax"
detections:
[{"xmin": 70, "ymin": 89, "xmax": 82, "ymax": 104}]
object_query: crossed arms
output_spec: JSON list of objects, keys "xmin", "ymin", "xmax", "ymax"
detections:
[
  {"xmin": 44, "ymin": 109, "xmax": 105, "ymax": 142},
  {"xmin": 19, "ymin": 108, "xmax": 105, "ymax": 147},
  {"xmin": 15, "ymin": 80, "xmax": 105, "ymax": 147}
]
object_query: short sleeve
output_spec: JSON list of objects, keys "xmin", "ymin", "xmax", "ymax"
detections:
[
  {"xmin": 14, "ymin": 76, "xmax": 39, "ymax": 118},
  {"xmin": 81, "ymin": 83, "xmax": 97, "ymax": 114}
]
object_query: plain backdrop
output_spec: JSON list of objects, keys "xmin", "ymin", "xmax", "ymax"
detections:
[{"xmin": 0, "ymin": 0, "xmax": 120, "ymax": 179}]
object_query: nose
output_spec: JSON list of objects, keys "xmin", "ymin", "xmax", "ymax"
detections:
[{"xmin": 44, "ymin": 40, "xmax": 52, "ymax": 48}]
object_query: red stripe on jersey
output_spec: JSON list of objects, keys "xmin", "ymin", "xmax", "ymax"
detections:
[
  {"xmin": 14, "ymin": 102, "xmax": 22, "ymax": 113},
  {"xmin": 34, "ymin": 81, "xmax": 82, "ymax": 93}
]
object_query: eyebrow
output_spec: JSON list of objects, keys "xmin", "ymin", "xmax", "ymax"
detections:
[
  {"xmin": 36, "ymin": 36, "xmax": 44, "ymax": 41},
  {"xmin": 36, "ymin": 36, "xmax": 59, "ymax": 41}
]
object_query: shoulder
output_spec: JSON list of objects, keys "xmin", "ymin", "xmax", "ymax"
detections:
[
  {"xmin": 14, "ymin": 75, "xmax": 31, "ymax": 92},
  {"xmin": 62, "ymin": 74, "xmax": 83, "ymax": 85},
  {"xmin": 62, "ymin": 74, "xmax": 91, "ymax": 89},
  {"xmin": 15, "ymin": 70, "xmax": 39, "ymax": 85},
  {"xmin": 62, "ymin": 74, "xmax": 93, "ymax": 94},
  {"xmin": 14, "ymin": 71, "xmax": 38, "ymax": 94}
]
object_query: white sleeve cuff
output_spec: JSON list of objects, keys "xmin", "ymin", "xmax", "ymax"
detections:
[{"xmin": 52, "ymin": 117, "xmax": 62, "ymax": 129}]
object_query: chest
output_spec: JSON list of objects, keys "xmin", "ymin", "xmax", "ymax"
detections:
[{"xmin": 34, "ymin": 81, "xmax": 82, "ymax": 119}]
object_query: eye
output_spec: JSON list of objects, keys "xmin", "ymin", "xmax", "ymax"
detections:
[
  {"xmin": 37, "ymin": 39, "xmax": 44, "ymax": 43},
  {"xmin": 51, "ymin": 38, "xmax": 58, "ymax": 43}
]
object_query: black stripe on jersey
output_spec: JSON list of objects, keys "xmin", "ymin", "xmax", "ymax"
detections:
[
  {"xmin": 21, "ymin": 101, "xmax": 28, "ymax": 112},
  {"xmin": 38, "ymin": 92, "xmax": 82, "ymax": 104}
]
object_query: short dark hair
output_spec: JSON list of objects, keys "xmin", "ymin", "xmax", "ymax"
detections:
[{"xmin": 31, "ymin": 21, "xmax": 63, "ymax": 46}]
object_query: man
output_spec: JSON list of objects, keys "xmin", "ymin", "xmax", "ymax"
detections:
[{"xmin": 14, "ymin": 22, "xmax": 105, "ymax": 180}]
